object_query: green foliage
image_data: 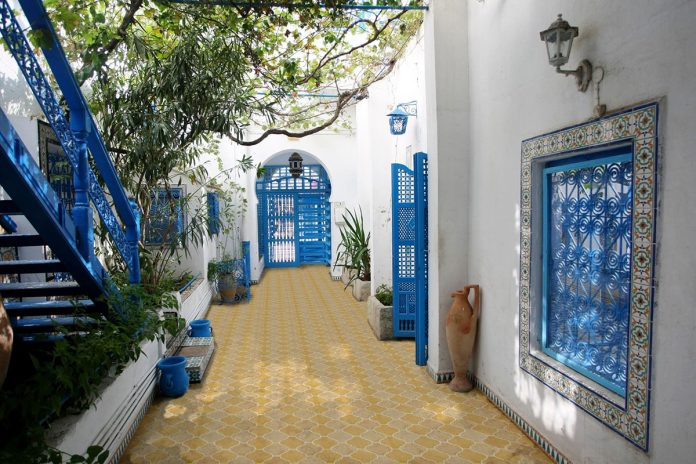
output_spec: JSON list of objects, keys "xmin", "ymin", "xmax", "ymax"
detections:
[
  {"xmin": 334, "ymin": 207, "xmax": 371, "ymax": 286},
  {"xmin": 0, "ymin": 279, "xmax": 183, "ymax": 462},
  {"xmin": 207, "ymin": 259, "xmax": 235, "ymax": 281},
  {"xmin": 375, "ymin": 284, "xmax": 393, "ymax": 306}
]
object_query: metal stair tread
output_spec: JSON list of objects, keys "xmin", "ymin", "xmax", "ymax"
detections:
[
  {"xmin": 0, "ymin": 199, "xmax": 20, "ymax": 214},
  {"xmin": 4, "ymin": 299, "xmax": 96, "ymax": 316},
  {"xmin": 0, "ymin": 280, "xmax": 82, "ymax": 297},
  {"xmin": 0, "ymin": 233, "xmax": 45, "ymax": 247},
  {"xmin": 0, "ymin": 259, "xmax": 66, "ymax": 273},
  {"xmin": 12, "ymin": 315, "xmax": 99, "ymax": 332}
]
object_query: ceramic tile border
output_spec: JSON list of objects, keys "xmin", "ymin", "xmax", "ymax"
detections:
[
  {"xmin": 427, "ymin": 367, "xmax": 571, "ymax": 464},
  {"xmin": 109, "ymin": 375, "xmax": 156, "ymax": 464},
  {"xmin": 519, "ymin": 102, "xmax": 659, "ymax": 451}
]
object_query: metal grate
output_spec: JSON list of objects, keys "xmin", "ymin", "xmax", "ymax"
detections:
[{"xmin": 542, "ymin": 152, "xmax": 632, "ymax": 396}]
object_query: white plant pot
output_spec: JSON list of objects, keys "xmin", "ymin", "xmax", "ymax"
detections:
[
  {"xmin": 367, "ymin": 296, "xmax": 393, "ymax": 340},
  {"xmin": 352, "ymin": 278, "xmax": 371, "ymax": 302}
]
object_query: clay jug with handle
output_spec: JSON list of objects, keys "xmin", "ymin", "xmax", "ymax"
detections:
[{"xmin": 445, "ymin": 285, "xmax": 480, "ymax": 392}]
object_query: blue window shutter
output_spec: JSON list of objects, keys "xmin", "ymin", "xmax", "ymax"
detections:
[
  {"xmin": 145, "ymin": 187, "xmax": 184, "ymax": 245},
  {"xmin": 208, "ymin": 192, "xmax": 220, "ymax": 235}
]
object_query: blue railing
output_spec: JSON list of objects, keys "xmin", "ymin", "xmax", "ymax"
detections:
[{"xmin": 0, "ymin": 0, "xmax": 141, "ymax": 283}]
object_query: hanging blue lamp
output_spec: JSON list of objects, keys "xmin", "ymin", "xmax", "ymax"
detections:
[{"xmin": 387, "ymin": 107, "xmax": 410, "ymax": 135}]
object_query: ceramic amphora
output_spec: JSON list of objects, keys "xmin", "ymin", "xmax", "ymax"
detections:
[{"xmin": 445, "ymin": 285, "xmax": 480, "ymax": 392}]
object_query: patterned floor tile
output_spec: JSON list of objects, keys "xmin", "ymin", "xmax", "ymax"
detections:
[{"xmin": 122, "ymin": 266, "xmax": 551, "ymax": 463}]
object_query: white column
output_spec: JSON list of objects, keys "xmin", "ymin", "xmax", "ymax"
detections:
[{"xmin": 424, "ymin": 0, "xmax": 470, "ymax": 377}]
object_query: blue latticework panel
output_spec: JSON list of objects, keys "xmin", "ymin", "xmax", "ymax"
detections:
[
  {"xmin": 265, "ymin": 193, "xmax": 297, "ymax": 266},
  {"xmin": 256, "ymin": 165, "xmax": 331, "ymax": 267},
  {"xmin": 145, "ymin": 188, "xmax": 184, "ymax": 245},
  {"xmin": 392, "ymin": 163, "xmax": 416, "ymax": 338},
  {"xmin": 414, "ymin": 152, "xmax": 429, "ymax": 365},
  {"xmin": 543, "ymin": 152, "xmax": 633, "ymax": 396}
]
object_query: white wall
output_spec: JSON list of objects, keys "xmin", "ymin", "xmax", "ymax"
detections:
[
  {"xmin": 460, "ymin": 1, "xmax": 696, "ymax": 463},
  {"xmin": 355, "ymin": 31, "xmax": 429, "ymax": 292}
]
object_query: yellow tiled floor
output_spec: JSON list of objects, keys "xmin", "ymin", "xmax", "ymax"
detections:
[{"xmin": 122, "ymin": 266, "xmax": 551, "ymax": 463}]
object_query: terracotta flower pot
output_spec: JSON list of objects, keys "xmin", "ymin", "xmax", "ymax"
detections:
[{"xmin": 445, "ymin": 285, "xmax": 480, "ymax": 393}]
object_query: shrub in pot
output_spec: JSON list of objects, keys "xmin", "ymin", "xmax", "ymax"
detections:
[
  {"xmin": 333, "ymin": 207, "xmax": 371, "ymax": 301},
  {"xmin": 208, "ymin": 260, "xmax": 238, "ymax": 304}
]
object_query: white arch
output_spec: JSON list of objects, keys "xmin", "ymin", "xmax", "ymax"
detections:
[{"xmin": 256, "ymin": 148, "xmax": 335, "ymax": 200}]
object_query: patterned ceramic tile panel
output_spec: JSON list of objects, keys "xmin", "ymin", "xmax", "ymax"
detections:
[
  {"xmin": 519, "ymin": 102, "xmax": 659, "ymax": 450},
  {"xmin": 123, "ymin": 266, "xmax": 553, "ymax": 463}
]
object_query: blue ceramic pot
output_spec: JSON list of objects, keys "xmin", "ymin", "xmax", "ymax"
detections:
[
  {"xmin": 189, "ymin": 319, "xmax": 212, "ymax": 337},
  {"xmin": 156, "ymin": 356, "xmax": 189, "ymax": 397}
]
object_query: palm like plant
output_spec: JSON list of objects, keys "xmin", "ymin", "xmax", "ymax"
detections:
[{"xmin": 334, "ymin": 207, "xmax": 371, "ymax": 287}]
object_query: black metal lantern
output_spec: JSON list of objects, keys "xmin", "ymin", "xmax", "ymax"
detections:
[
  {"xmin": 540, "ymin": 14, "xmax": 592, "ymax": 92},
  {"xmin": 388, "ymin": 107, "xmax": 411, "ymax": 136},
  {"xmin": 288, "ymin": 152, "xmax": 303, "ymax": 178},
  {"xmin": 540, "ymin": 14, "xmax": 578, "ymax": 68}
]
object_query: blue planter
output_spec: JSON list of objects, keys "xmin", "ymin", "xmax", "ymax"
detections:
[
  {"xmin": 190, "ymin": 319, "xmax": 211, "ymax": 337},
  {"xmin": 156, "ymin": 356, "xmax": 189, "ymax": 397}
]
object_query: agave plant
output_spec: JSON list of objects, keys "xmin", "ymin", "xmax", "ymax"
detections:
[{"xmin": 334, "ymin": 207, "xmax": 371, "ymax": 287}]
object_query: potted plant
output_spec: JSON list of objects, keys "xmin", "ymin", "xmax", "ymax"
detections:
[
  {"xmin": 367, "ymin": 285, "xmax": 393, "ymax": 340},
  {"xmin": 333, "ymin": 207, "xmax": 371, "ymax": 301},
  {"xmin": 208, "ymin": 259, "xmax": 238, "ymax": 304}
]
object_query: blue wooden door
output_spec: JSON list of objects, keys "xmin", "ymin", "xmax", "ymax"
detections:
[
  {"xmin": 391, "ymin": 153, "xmax": 429, "ymax": 365},
  {"xmin": 257, "ymin": 165, "xmax": 331, "ymax": 267},
  {"xmin": 392, "ymin": 163, "xmax": 416, "ymax": 337}
]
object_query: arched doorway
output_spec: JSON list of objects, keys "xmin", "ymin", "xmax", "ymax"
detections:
[{"xmin": 256, "ymin": 162, "xmax": 331, "ymax": 267}]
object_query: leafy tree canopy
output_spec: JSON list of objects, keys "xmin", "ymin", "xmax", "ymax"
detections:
[{"xmin": 36, "ymin": 0, "xmax": 423, "ymax": 280}]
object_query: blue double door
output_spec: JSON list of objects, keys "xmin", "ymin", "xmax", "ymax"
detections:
[{"xmin": 262, "ymin": 191, "xmax": 331, "ymax": 267}]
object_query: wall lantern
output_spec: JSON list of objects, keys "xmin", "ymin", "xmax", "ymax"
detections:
[
  {"xmin": 387, "ymin": 101, "xmax": 417, "ymax": 135},
  {"xmin": 540, "ymin": 14, "xmax": 592, "ymax": 92},
  {"xmin": 288, "ymin": 152, "xmax": 303, "ymax": 178}
]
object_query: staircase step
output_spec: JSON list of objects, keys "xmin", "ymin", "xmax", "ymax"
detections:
[
  {"xmin": 4, "ymin": 299, "xmax": 97, "ymax": 317},
  {"xmin": 11, "ymin": 316, "xmax": 99, "ymax": 333},
  {"xmin": 0, "ymin": 200, "xmax": 20, "ymax": 215},
  {"xmin": 0, "ymin": 281, "xmax": 81, "ymax": 297},
  {"xmin": 0, "ymin": 259, "xmax": 65, "ymax": 274},
  {"xmin": 0, "ymin": 234, "xmax": 45, "ymax": 247}
]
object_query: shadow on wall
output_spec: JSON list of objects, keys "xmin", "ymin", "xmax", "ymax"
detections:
[
  {"xmin": 0, "ymin": 67, "xmax": 41, "ymax": 119},
  {"xmin": 510, "ymin": 201, "xmax": 578, "ymax": 443}
]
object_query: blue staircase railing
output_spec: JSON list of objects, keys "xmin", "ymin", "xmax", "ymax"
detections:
[
  {"xmin": 0, "ymin": 0, "xmax": 141, "ymax": 284},
  {"xmin": 0, "ymin": 107, "xmax": 107, "ymax": 298}
]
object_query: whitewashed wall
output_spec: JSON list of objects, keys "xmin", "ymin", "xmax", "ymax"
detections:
[
  {"xmin": 354, "ymin": 31, "xmax": 429, "ymax": 292},
  {"xmin": 453, "ymin": 1, "xmax": 696, "ymax": 463}
]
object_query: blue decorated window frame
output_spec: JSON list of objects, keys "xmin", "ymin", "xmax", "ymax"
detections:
[{"xmin": 519, "ymin": 102, "xmax": 659, "ymax": 451}]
